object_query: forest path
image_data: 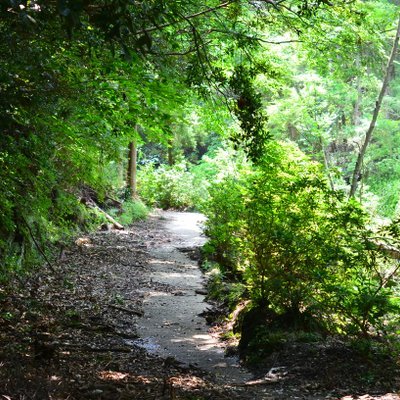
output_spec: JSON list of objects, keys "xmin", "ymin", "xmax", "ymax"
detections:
[
  {"xmin": 137, "ymin": 211, "xmax": 253, "ymax": 384},
  {"xmin": 2, "ymin": 211, "xmax": 399, "ymax": 400}
]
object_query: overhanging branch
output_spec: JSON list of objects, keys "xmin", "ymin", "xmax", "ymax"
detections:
[
  {"xmin": 134, "ymin": 1, "xmax": 236, "ymax": 35},
  {"xmin": 208, "ymin": 28, "xmax": 304, "ymax": 44}
]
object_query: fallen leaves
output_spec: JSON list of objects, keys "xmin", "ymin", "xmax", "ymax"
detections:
[{"xmin": 0, "ymin": 214, "xmax": 399, "ymax": 400}]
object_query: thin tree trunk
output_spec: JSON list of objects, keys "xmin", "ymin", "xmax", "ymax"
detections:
[
  {"xmin": 317, "ymin": 130, "xmax": 335, "ymax": 190},
  {"xmin": 352, "ymin": 49, "xmax": 363, "ymax": 126},
  {"xmin": 353, "ymin": 70, "xmax": 362, "ymax": 126},
  {"xmin": 349, "ymin": 15, "xmax": 400, "ymax": 198},
  {"xmin": 127, "ymin": 127, "xmax": 138, "ymax": 198},
  {"xmin": 322, "ymin": 145, "xmax": 335, "ymax": 191},
  {"xmin": 167, "ymin": 138, "xmax": 174, "ymax": 166},
  {"xmin": 127, "ymin": 141, "xmax": 137, "ymax": 197}
]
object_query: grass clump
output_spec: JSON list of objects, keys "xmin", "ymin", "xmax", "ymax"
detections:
[{"xmin": 112, "ymin": 199, "xmax": 149, "ymax": 225}]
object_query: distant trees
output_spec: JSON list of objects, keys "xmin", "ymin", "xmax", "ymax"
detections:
[
  {"xmin": 349, "ymin": 14, "xmax": 400, "ymax": 197},
  {"xmin": 260, "ymin": 1, "xmax": 400, "ymax": 214}
]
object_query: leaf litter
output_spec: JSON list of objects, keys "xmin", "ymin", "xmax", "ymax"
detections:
[{"xmin": 0, "ymin": 212, "xmax": 399, "ymax": 400}]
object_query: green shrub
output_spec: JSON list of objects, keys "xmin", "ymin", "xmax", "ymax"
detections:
[
  {"xmin": 203, "ymin": 141, "xmax": 400, "ymax": 336},
  {"xmin": 202, "ymin": 177, "xmax": 247, "ymax": 276},
  {"xmin": 204, "ymin": 261, "xmax": 247, "ymax": 309},
  {"xmin": 117, "ymin": 200, "xmax": 149, "ymax": 225},
  {"xmin": 137, "ymin": 162, "xmax": 207, "ymax": 210},
  {"xmin": 136, "ymin": 148, "xmax": 248, "ymax": 211}
]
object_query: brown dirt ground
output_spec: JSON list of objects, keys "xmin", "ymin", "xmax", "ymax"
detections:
[{"xmin": 0, "ymin": 213, "xmax": 399, "ymax": 400}]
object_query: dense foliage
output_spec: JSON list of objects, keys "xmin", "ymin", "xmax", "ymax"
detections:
[
  {"xmin": 203, "ymin": 142, "xmax": 400, "ymax": 336},
  {"xmin": 2, "ymin": 0, "xmax": 400, "ymax": 352}
]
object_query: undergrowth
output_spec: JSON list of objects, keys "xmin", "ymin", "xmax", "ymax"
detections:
[{"xmin": 112, "ymin": 199, "xmax": 149, "ymax": 225}]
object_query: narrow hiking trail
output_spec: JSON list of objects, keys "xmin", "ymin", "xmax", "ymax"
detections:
[
  {"xmin": 137, "ymin": 211, "xmax": 253, "ymax": 384},
  {"xmin": 1, "ymin": 210, "xmax": 399, "ymax": 400}
]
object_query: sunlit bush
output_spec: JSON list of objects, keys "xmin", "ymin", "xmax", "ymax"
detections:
[
  {"xmin": 137, "ymin": 162, "xmax": 207, "ymax": 210},
  {"xmin": 203, "ymin": 141, "xmax": 400, "ymax": 335},
  {"xmin": 111, "ymin": 199, "xmax": 149, "ymax": 225}
]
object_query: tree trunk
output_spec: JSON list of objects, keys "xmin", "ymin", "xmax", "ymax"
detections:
[
  {"xmin": 321, "ymin": 139, "xmax": 335, "ymax": 191},
  {"xmin": 127, "ymin": 138, "xmax": 138, "ymax": 198},
  {"xmin": 87, "ymin": 202, "xmax": 124, "ymax": 230},
  {"xmin": 167, "ymin": 138, "xmax": 174, "ymax": 166},
  {"xmin": 349, "ymin": 15, "xmax": 400, "ymax": 198}
]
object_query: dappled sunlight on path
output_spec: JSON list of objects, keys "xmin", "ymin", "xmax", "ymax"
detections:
[{"xmin": 137, "ymin": 211, "xmax": 253, "ymax": 385}]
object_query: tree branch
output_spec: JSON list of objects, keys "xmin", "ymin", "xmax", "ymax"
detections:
[
  {"xmin": 134, "ymin": 1, "xmax": 236, "ymax": 35},
  {"xmin": 370, "ymin": 239, "xmax": 400, "ymax": 260},
  {"xmin": 21, "ymin": 216, "xmax": 56, "ymax": 273},
  {"xmin": 148, "ymin": 49, "xmax": 197, "ymax": 56},
  {"xmin": 208, "ymin": 28, "xmax": 303, "ymax": 44}
]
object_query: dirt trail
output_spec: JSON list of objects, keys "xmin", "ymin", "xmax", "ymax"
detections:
[
  {"xmin": 137, "ymin": 211, "xmax": 253, "ymax": 384},
  {"xmin": 1, "ymin": 211, "xmax": 399, "ymax": 400}
]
